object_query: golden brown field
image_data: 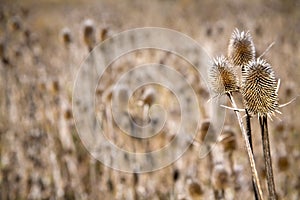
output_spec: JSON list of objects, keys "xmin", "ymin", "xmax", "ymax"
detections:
[{"xmin": 0, "ymin": 0, "xmax": 300, "ymax": 199}]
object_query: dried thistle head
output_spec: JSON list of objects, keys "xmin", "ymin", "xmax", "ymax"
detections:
[
  {"xmin": 277, "ymin": 155, "xmax": 289, "ymax": 172},
  {"xmin": 208, "ymin": 55, "xmax": 239, "ymax": 95},
  {"xmin": 187, "ymin": 180, "xmax": 203, "ymax": 198},
  {"xmin": 211, "ymin": 163, "xmax": 229, "ymax": 190},
  {"xmin": 83, "ymin": 19, "xmax": 96, "ymax": 50},
  {"xmin": 228, "ymin": 28, "xmax": 255, "ymax": 67},
  {"xmin": 219, "ymin": 126, "xmax": 237, "ymax": 152},
  {"xmin": 140, "ymin": 87, "xmax": 156, "ymax": 106},
  {"xmin": 61, "ymin": 27, "xmax": 72, "ymax": 46},
  {"xmin": 242, "ymin": 58, "xmax": 279, "ymax": 117},
  {"xmin": 100, "ymin": 27, "xmax": 108, "ymax": 42},
  {"xmin": 0, "ymin": 40, "xmax": 5, "ymax": 58},
  {"xmin": 199, "ymin": 118, "xmax": 211, "ymax": 141}
]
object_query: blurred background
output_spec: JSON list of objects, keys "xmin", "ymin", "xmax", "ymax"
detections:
[{"xmin": 0, "ymin": 0, "xmax": 299, "ymax": 199}]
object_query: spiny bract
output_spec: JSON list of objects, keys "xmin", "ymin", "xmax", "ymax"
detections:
[
  {"xmin": 242, "ymin": 58, "xmax": 279, "ymax": 117},
  {"xmin": 228, "ymin": 28, "xmax": 255, "ymax": 68},
  {"xmin": 209, "ymin": 55, "xmax": 239, "ymax": 95}
]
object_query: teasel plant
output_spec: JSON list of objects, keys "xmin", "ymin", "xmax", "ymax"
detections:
[
  {"xmin": 208, "ymin": 54, "xmax": 263, "ymax": 200},
  {"xmin": 227, "ymin": 28, "xmax": 261, "ymax": 199},
  {"xmin": 211, "ymin": 28, "xmax": 292, "ymax": 200},
  {"xmin": 242, "ymin": 58, "xmax": 279, "ymax": 199}
]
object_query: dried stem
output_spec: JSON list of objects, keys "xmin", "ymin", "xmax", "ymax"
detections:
[
  {"xmin": 246, "ymin": 110, "xmax": 259, "ymax": 200},
  {"xmin": 259, "ymin": 115, "xmax": 277, "ymax": 200},
  {"xmin": 227, "ymin": 93, "xmax": 264, "ymax": 200}
]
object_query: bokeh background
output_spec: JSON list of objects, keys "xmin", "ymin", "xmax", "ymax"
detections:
[{"xmin": 0, "ymin": 0, "xmax": 299, "ymax": 199}]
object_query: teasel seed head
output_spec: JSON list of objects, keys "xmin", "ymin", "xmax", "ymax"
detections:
[
  {"xmin": 187, "ymin": 180, "xmax": 203, "ymax": 198},
  {"xmin": 140, "ymin": 87, "xmax": 156, "ymax": 107},
  {"xmin": 61, "ymin": 27, "xmax": 72, "ymax": 46},
  {"xmin": 242, "ymin": 58, "xmax": 279, "ymax": 117},
  {"xmin": 199, "ymin": 118, "xmax": 211, "ymax": 141},
  {"xmin": 211, "ymin": 163, "xmax": 229, "ymax": 190},
  {"xmin": 208, "ymin": 55, "xmax": 239, "ymax": 95},
  {"xmin": 277, "ymin": 155, "xmax": 289, "ymax": 172},
  {"xmin": 83, "ymin": 19, "xmax": 96, "ymax": 51},
  {"xmin": 100, "ymin": 27, "xmax": 108, "ymax": 42},
  {"xmin": 228, "ymin": 28, "xmax": 255, "ymax": 67},
  {"xmin": 219, "ymin": 126, "xmax": 237, "ymax": 152}
]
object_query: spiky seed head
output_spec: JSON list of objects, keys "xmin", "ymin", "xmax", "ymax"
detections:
[
  {"xmin": 100, "ymin": 27, "xmax": 108, "ymax": 41},
  {"xmin": 0, "ymin": 40, "xmax": 5, "ymax": 58},
  {"xmin": 113, "ymin": 85, "xmax": 130, "ymax": 111},
  {"xmin": 219, "ymin": 126, "xmax": 237, "ymax": 152},
  {"xmin": 199, "ymin": 119, "xmax": 211, "ymax": 141},
  {"xmin": 173, "ymin": 168, "xmax": 180, "ymax": 182},
  {"xmin": 188, "ymin": 180, "xmax": 203, "ymax": 197},
  {"xmin": 211, "ymin": 164, "xmax": 229, "ymax": 190},
  {"xmin": 83, "ymin": 19, "xmax": 96, "ymax": 50},
  {"xmin": 208, "ymin": 55, "xmax": 239, "ymax": 95},
  {"xmin": 277, "ymin": 155, "xmax": 289, "ymax": 172},
  {"xmin": 228, "ymin": 28, "xmax": 255, "ymax": 67},
  {"xmin": 61, "ymin": 27, "xmax": 72, "ymax": 46},
  {"xmin": 141, "ymin": 87, "xmax": 156, "ymax": 106},
  {"xmin": 9, "ymin": 15, "xmax": 22, "ymax": 31},
  {"xmin": 242, "ymin": 58, "xmax": 279, "ymax": 117}
]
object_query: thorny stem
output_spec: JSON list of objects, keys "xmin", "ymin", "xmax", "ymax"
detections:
[
  {"xmin": 246, "ymin": 110, "xmax": 259, "ymax": 200},
  {"xmin": 227, "ymin": 93, "xmax": 264, "ymax": 200},
  {"xmin": 259, "ymin": 115, "xmax": 277, "ymax": 200}
]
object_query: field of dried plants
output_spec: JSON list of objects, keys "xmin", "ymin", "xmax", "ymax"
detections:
[{"xmin": 0, "ymin": 0, "xmax": 300, "ymax": 199}]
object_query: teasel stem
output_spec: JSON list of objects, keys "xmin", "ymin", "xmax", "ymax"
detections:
[
  {"xmin": 259, "ymin": 115, "xmax": 277, "ymax": 200},
  {"xmin": 245, "ymin": 109, "xmax": 260, "ymax": 200},
  {"xmin": 226, "ymin": 93, "xmax": 264, "ymax": 200}
]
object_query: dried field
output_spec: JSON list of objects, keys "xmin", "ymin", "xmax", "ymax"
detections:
[{"xmin": 0, "ymin": 0, "xmax": 300, "ymax": 199}]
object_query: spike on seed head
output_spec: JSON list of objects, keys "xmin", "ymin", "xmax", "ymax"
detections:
[
  {"xmin": 242, "ymin": 58, "xmax": 279, "ymax": 117},
  {"xmin": 228, "ymin": 28, "xmax": 255, "ymax": 67},
  {"xmin": 208, "ymin": 55, "xmax": 239, "ymax": 95}
]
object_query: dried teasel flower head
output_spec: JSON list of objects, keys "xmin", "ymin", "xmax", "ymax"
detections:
[
  {"xmin": 208, "ymin": 55, "xmax": 239, "ymax": 95},
  {"xmin": 211, "ymin": 163, "xmax": 229, "ymax": 190},
  {"xmin": 219, "ymin": 126, "xmax": 237, "ymax": 152},
  {"xmin": 187, "ymin": 179, "xmax": 203, "ymax": 198},
  {"xmin": 0, "ymin": 39, "xmax": 5, "ymax": 58},
  {"xmin": 100, "ymin": 27, "xmax": 108, "ymax": 42},
  {"xmin": 228, "ymin": 28, "xmax": 255, "ymax": 68},
  {"xmin": 242, "ymin": 58, "xmax": 279, "ymax": 117},
  {"xmin": 61, "ymin": 27, "xmax": 72, "ymax": 46},
  {"xmin": 9, "ymin": 15, "xmax": 22, "ymax": 31},
  {"xmin": 140, "ymin": 87, "xmax": 156, "ymax": 106},
  {"xmin": 83, "ymin": 19, "xmax": 96, "ymax": 51}
]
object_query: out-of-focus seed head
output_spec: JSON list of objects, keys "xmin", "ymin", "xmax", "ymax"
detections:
[
  {"xmin": 9, "ymin": 15, "xmax": 22, "ymax": 31},
  {"xmin": 172, "ymin": 168, "xmax": 180, "ymax": 182},
  {"xmin": 228, "ymin": 28, "xmax": 255, "ymax": 67},
  {"xmin": 211, "ymin": 163, "xmax": 229, "ymax": 190},
  {"xmin": 187, "ymin": 180, "xmax": 203, "ymax": 198},
  {"xmin": 140, "ymin": 87, "xmax": 156, "ymax": 106},
  {"xmin": 219, "ymin": 126, "xmax": 237, "ymax": 152},
  {"xmin": 208, "ymin": 55, "xmax": 239, "ymax": 95},
  {"xmin": 0, "ymin": 40, "xmax": 5, "ymax": 58},
  {"xmin": 83, "ymin": 19, "xmax": 96, "ymax": 50},
  {"xmin": 100, "ymin": 27, "xmax": 108, "ymax": 41},
  {"xmin": 61, "ymin": 27, "xmax": 72, "ymax": 46},
  {"xmin": 242, "ymin": 58, "xmax": 279, "ymax": 117},
  {"xmin": 64, "ymin": 108, "xmax": 72, "ymax": 120},
  {"xmin": 277, "ymin": 155, "xmax": 289, "ymax": 172},
  {"xmin": 113, "ymin": 85, "xmax": 130, "ymax": 111},
  {"xmin": 199, "ymin": 118, "xmax": 211, "ymax": 141}
]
